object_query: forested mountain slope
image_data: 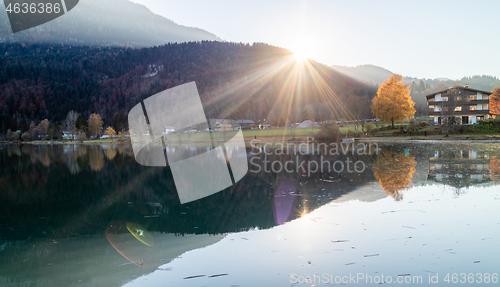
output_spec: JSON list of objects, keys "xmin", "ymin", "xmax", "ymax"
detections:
[{"xmin": 0, "ymin": 41, "xmax": 376, "ymax": 133}]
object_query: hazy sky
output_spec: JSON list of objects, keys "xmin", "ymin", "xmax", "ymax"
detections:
[{"xmin": 130, "ymin": 0, "xmax": 499, "ymax": 80}]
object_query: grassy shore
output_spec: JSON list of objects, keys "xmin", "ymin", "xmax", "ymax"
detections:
[{"xmin": 3, "ymin": 122, "xmax": 500, "ymax": 145}]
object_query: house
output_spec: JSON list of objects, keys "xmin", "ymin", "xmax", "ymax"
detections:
[
  {"xmin": 164, "ymin": 126, "xmax": 175, "ymax": 134},
  {"xmin": 62, "ymin": 131, "xmax": 76, "ymax": 140},
  {"xmin": 236, "ymin": 119, "xmax": 255, "ymax": 129},
  {"xmin": 426, "ymin": 85, "xmax": 492, "ymax": 125}
]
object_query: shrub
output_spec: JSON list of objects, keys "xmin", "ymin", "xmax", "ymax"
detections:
[
  {"xmin": 9, "ymin": 131, "xmax": 19, "ymax": 142},
  {"xmin": 21, "ymin": 132, "xmax": 31, "ymax": 141},
  {"xmin": 473, "ymin": 118, "xmax": 500, "ymax": 133},
  {"xmin": 76, "ymin": 131, "xmax": 86, "ymax": 143},
  {"xmin": 409, "ymin": 119, "xmax": 417, "ymax": 129},
  {"xmin": 316, "ymin": 122, "xmax": 341, "ymax": 142},
  {"xmin": 365, "ymin": 122, "xmax": 374, "ymax": 132},
  {"xmin": 452, "ymin": 125, "xmax": 472, "ymax": 134},
  {"xmin": 118, "ymin": 132, "xmax": 124, "ymax": 142}
]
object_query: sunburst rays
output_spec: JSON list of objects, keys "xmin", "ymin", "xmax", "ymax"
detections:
[{"xmin": 202, "ymin": 51, "xmax": 354, "ymax": 126}]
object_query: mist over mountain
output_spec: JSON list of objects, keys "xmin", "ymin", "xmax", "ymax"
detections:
[
  {"xmin": 330, "ymin": 65, "xmax": 396, "ymax": 85},
  {"xmin": 331, "ymin": 64, "xmax": 500, "ymax": 92},
  {"xmin": 0, "ymin": 0, "xmax": 220, "ymax": 47}
]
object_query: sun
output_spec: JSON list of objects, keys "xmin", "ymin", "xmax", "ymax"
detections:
[
  {"xmin": 289, "ymin": 37, "xmax": 317, "ymax": 61},
  {"xmin": 293, "ymin": 47, "xmax": 307, "ymax": 61}
]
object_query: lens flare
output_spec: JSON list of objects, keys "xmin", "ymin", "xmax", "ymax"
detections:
[{"xmin": 126, "ymin": 222, "xmax": 154, "ymax": 247}]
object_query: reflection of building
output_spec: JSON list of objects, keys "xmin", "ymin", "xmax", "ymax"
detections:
[
  {"xmin": 426, "ymin": 85, "xmax": 492, "ymax": 125},
  {"xmin": 428, "ymin": 149, "xmax": 492, "ymax": 188}
]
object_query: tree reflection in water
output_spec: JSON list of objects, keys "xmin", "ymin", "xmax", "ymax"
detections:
[
  {"xmin": 105, "ymin": 147, "xmax": 118, "ymax": 161},
  {"xmin": 372, "ymin": 151, "xmax": 417, "ymax": 201},
  {"xmin": 490, "ymin": 157, "xmax": 500, "ymax": 185},
  {"xmin": 88, "ymin": 146, "xmax": 105, "ymax": 172},
  {"xmin": 273, "ymin": 178, "xmax": 297, "ymax": 226}
]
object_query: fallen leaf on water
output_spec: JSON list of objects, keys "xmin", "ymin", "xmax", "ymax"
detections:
[
  {"xmin": 184, "ymin": 275, "xmax": 205, "ymax": 279},
  {"xmin": 209, "ymin": 273, "xmax": 228, "ymax": 278}
]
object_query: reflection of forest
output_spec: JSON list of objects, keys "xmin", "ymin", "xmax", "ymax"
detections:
[
  {"xmin": 0, "ymin": 144, "xmax": 379, "ymax": 242},
  {"xmin": 427, "ymin": 148, "xmax": 497, "ymax": 189},
  {"xmin": 4, "ymin": 143, "xmax": 497, "ymax": 243},
  {"xmin": 0, "ymin": 228, "xmax": 225, "ymax": 287}
]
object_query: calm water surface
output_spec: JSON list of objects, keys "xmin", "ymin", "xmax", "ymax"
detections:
[{"xmin": 0, "ymin": 142, "xmax": 499, "ymax": 286}]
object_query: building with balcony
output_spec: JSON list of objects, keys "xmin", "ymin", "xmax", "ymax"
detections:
[{"xmin": 426, "ymin": 85, "xmax": 492, "ymax": 125}]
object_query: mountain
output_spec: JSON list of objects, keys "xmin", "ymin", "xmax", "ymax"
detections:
[
  {"xmin": 0, "ymin": 0, "xmax": 220, "ymax": 47},
  {"xmin": 331, "ymin": 64, "xmax": 500, "ymax": 92},
  {"xmin": 0, "ymin": 41, "xmax": 376, "ymax": 134},
  {"xmin": 330, "ymin": 64, "xmax": 396, "ymax": 85}
]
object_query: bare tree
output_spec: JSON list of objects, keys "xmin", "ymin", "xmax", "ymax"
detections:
[
  {"xmin": 63, "ymin": 110, "xmax": 79, "ymax": 141},
  {"xmin": 220, "ymin": 120, "xmax": 232, "ymax": 142}
]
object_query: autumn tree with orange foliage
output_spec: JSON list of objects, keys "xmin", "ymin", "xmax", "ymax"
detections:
[
  {"xmin": 490, "ymin": 87, "xmax": 500, "ymax": 117},
  {"xmin": 88, "ymin": 113, "xmax": 103, "ymax": 139},
  {"xmin": 371, "ymin": 74, "xmax": 416, "ymax": 129},
  {"xmin": 372, "ymin": 151, "xmax": 417, "ymax": 201},
  {"xmin": 104, "ymin": 126, "xmax": 117, "ymax": 141}
]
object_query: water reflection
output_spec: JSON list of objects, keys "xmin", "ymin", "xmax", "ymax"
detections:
[
  {"xmin": 490, "ymin": 157, "xmax": 500, "ymax": 184},
  {"xmin": 1, "ymin": 142, "xmax": 500, "ymax": 286},
  {"xmin": 427, "ymin": 146, "xmax": 497, "ymax": 191},
  {"xmin": 372, "ymin": 151, "xmax": 417, "ymax": 201},
  {"xmin": 273, "ymin": 178, "xmax": 298, "ymax": 226}
]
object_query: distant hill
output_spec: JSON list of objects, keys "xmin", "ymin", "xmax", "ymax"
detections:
[
  {"xmin": 0, "ymin": 42, "xmax": 376, "ymax": 134},
  {"xmin": 330, "ymin": 64, "xmax": 500, "ymax": 92},
  {"xmin": 330, "ymin": 64, "xmax": 396, "ymax": 85},
  {"xmin": 0, "ymin": 0, "xmax": 220, "ymax": 47}
]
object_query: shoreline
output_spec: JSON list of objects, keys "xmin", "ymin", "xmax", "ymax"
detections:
[{"xmin": 2, "ymin": 135, "xmax": 500, "ymax": 146}]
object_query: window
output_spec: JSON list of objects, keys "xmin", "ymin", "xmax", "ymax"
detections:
[
  {"xmin": 429, "ymin": 105, "xmax": 435, "ymax": 109},
  {"xmin": 470, "ymin": 95, "xmax": 478, "ymax": 100},
  {"xmin": 442, "ymin": 97, "xmax": 448, "ymax": 101},
  {"xmin": 455, "ymin": 106, "xmax": 462, "ymax": 112},
  {"xmin": 470, "ymin": 106, "xmax": 478, "ymax": 111},
  {"xmin": 455, "ymin": 96, "xmax": 462, "ymax": 101}
]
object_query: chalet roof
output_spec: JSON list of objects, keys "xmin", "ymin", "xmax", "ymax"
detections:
[{"xmin": 425, "ymin": 86, "xmax": 492, "ymax": 100}]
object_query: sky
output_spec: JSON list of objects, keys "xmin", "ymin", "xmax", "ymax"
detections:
[{"xmin": 130, "ymin": 0, "xmax": 500, "ymax": 80}]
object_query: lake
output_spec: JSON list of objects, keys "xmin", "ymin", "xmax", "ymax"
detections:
[{"xmin": 0, "ymin": 142, "xmax": 499, "ymax": 286}]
